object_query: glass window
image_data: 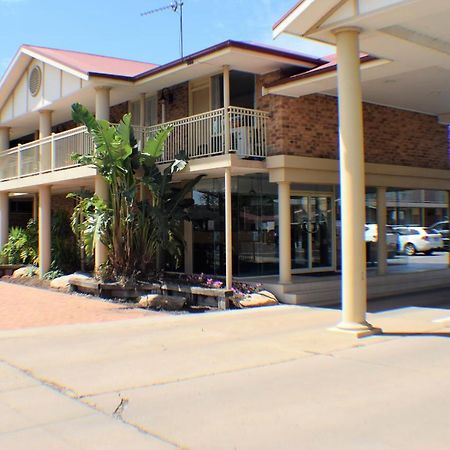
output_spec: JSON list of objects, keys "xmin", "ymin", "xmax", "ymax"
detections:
[{"xmin": 191, "ymin": 174, "xmax": 278, "ymax": 277}]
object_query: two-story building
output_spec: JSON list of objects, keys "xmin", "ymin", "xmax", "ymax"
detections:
[{"xmin": 0, "ymin": 12, "xmax": 448, "ymax": 330}]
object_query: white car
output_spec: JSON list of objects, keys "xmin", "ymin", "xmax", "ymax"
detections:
[
  {"xmin": 364, "ymin": 224, "xmax": 397, "ymax": 258},
  {"xmin": 393, "ymin": 226, "xmax": 443, "ymax": 256}
]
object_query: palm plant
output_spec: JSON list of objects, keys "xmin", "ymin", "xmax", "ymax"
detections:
[{"xmin": 70, "ymin": 103, "xmax": 202, "ymax": 283}]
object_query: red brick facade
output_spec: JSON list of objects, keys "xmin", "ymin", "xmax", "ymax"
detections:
[
  {"xmin": 257, "ymin": 73, "xmax": 448, "ymax": 170},
  {"xmin": 109, "ymin": 102, "xmax": 129, "ymax": 123},
  {"xmin": 51, "ymin": 194, "xmax": 75, "ymax": 214},
  {"xmin": 158, "ymin": 82, "xmax": 189, "ymax": 123}
]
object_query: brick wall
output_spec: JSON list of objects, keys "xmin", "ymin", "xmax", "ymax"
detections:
[
  {"xmin": 52, "ymin": 120, "xmax": 77, "ymax": 134},
  {"xmin": 158, "ymin": 82, "xmax": 189, "ymax": 123},
  {"xmin": 52, "ymin": 194, "xmax": 75, "ymax": 214},
  {"xmin": 110, "ymin": 102, "xmax": 129, "ymax": 123},
  {"xmin": 257, "ymin": 74, "xmax": 448, "ymax": 169}
]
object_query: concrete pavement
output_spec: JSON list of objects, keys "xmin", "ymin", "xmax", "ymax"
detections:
[{"xmin": 1, "ymin": 283, "xmax": 450, "ymax": 449}]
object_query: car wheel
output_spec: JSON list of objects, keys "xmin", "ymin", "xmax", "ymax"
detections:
[{"xmin": 404, "ymin": 243, "xmax": 416, "ymax": 256}]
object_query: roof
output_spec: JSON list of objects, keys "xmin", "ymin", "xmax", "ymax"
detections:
[
  {"xmin": 272, "ymin": 0, "xmax": 306, "ymax": 31},
  {"xmin": 21, "ymin": 44, "xmax": 158, "ymax": 78},
  {"xmin": 132, "ymin": 40, "xmax": 324, "ymax": 81},
  {"xmin": 265, "ymin": 54, "xmax": 376, "ymax": 89}
]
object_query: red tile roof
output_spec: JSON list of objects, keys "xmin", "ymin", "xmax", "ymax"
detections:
[
  {"xmin": 264, "ymin": 54, "xmax": 376, "ymax": 89},
  {"xmin": 22, "ymin": 45, "xmax": 158, "ymax": 78}
]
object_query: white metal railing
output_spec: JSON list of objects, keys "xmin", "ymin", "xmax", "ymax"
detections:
[
  {"xmin": 0, "ymin": 126, "xmax": 93, "ymax": 182},
  {"xmin": 0, "ymin": 107, "xmax": 269, "ymax": 182},
  {"xmin": 142, "ymin": 106, "xmax": 269, "ymax": 163}
]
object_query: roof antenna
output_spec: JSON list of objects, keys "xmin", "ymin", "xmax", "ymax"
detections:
[{"xmin": 141, "ymin": 1, "xmax": 185, "ymax": 59}]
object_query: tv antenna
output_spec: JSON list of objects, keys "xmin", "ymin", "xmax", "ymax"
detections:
[{"xmin": 141, "ymin": 1, "xmax": 185, "ymax": 59}]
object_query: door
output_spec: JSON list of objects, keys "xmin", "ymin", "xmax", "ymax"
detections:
[{"xmin": 291, "ymin": 193, "xmax": 335, "ymax": 273}]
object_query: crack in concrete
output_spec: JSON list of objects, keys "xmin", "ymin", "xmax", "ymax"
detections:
[{"xmin": 0, "ymin": 358, "xmax": 183, "ymax": 449}]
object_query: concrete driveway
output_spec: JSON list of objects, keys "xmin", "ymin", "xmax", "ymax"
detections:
[{"xmin": 1, "ymin": 283, "xmax": 450, "ymax": 449}]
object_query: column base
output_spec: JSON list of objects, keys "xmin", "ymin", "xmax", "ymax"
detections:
[{"xmin": 329, "ymin": 321, "xmax": 382, "ymax": 338}]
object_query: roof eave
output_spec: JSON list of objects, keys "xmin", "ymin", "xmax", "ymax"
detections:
[
  {"xmin": 264, "ymin": 57, "xmax": 391, "ymax": 97},
  {"xmin": 272, "ymin": 0, "xmax": 341, "ymax": 39}
]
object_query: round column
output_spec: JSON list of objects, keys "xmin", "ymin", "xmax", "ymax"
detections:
[
  {"xmin": 0, "ymin": 127, "xmax": 10, "ymax": 151},
  {"xmin": 38, "ymin": 185, "xmax": 51, "ymax": 278},
  {"xmin": 224, "ymin": 167, "xmax": 233, "ymax": 289},
  {"xmin": 278, "ymin": 181, "xmax": 292, "ymax": 284},
  {"xmin": 333, "ymin": 27, "xmax": 377, "ymax": 334},
  {"xmin": 376, "ymin": 187, "xmax": 387, "ymax": 275},
  {"xmin": 39, "ymin": 110, "xmax": 52, "ymax": 139},
  {"xmin": 95, "ymin": 87, "xmax": 111, "ymax": 121},
  {"xmin": 39, "ymin": 110, "xmax": 52, "ymax": 172},
  {"xmin": 94, "ymin": 88, "xmax": 111, "ymax": 273},
  {"xmin": 0, "ymin": 192, "xmax": 9, "ymax": 250}
]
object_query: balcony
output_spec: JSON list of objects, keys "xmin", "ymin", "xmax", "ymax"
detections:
[{"xmin": 0, "ymin": 106, "xmax": 269, "ymax": 182}]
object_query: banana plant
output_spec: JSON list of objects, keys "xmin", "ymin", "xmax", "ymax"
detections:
[{"xmin": 70, "ymin": 103, "xmax": 203, "ymax": 282}]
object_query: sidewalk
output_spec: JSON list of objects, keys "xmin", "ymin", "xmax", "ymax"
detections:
[
  {"xmin": 0, "ymin": 281, "xmax": 150, "ymax": 330},
  {"xmin": 0, "ymin": 283, "xmax": 449, "ymax": 449}
]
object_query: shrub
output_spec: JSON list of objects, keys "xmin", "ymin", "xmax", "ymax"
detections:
[{"xmin": 0, "ymin": 219, "xmax": 38, "ymax": 265}]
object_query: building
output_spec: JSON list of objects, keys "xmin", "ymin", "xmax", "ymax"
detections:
[{"xmin": 0, "ymin": 0, "xmax": 449, "ymax": 335}]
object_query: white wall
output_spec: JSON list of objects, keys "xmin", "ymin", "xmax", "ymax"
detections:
[{"xmin": 0, "ymin": 58, "xmax": 82, "ymax": 122}]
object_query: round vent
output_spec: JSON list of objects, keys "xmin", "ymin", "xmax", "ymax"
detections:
[{"xmin": 28, "ymin": 65, "xmax": 42, "ymax": 97}]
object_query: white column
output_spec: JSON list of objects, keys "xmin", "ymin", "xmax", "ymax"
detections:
[
  {"xmin": 225, "ymin": 168, "xmax": 233, "ymax": 289},
  {"xmin": 376, "ymin": 187, "xmax": 387, "ymax": 275},
  {"xmin": 0, "ymin": 192, "xmax": 9, "ymax": 250},
  {"xmin": 278, "ymin": 181, "xmax": 292, "ymax": 284},
  {"xmin": 38, "ymin": 185, "xmax": 51, "ymax": 278},
  {"xmin": 94, "ymin": 174, "xmax": 109, "ymax": 272},
  {"xmin": 223, "ymin": 65, "xmax": 231, "ymax": 154},
  {"xmin": 94, "ymin": 87, "xmax": 111, "ymax": 272},
  {"xmin": 95, "ymin": 87, "xmax": 111, "ymax": 121},
  {"xmin": 161, "ymin": 100, "xmax": 166, "ymax": 123},
  {"xmin": 139, "ymin": 93, "xmax": 146, "ymax": 127},
  {"xmin": 0, "ymin": 127, "xmax": 10, "ymax": 151},
  {"xmin": 39, "ymin": 110, "xmax": 52, "ymax": 171},
  {"xmin": 184, "ymin": 220, "xmax": 193, "ymax": 274},
  {"xmin": 333, "ymin": 27, "xmax": 378, "ymax": 335},
  {"xmin": 39, "ymin": 110, "xmax": 52, "ymax": 139}
]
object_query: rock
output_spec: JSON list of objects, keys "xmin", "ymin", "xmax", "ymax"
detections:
[
  {"xmin": 50, "ymin": 275, "xmax": 73, "ymax": 290},
  {"xmin": 51, "ymin": 272, "xmax": 93, "ymax": 291},
  {"xmin": 11, "ymin": 266, "xmax": 37, "ymax": 279},
  {"xmin": 138, "ymin": 294, "xmax": 186, "ymax": 311},
  {"xmin": 239, "ymin": 290, "xmax": 278, "ymax": 308}
]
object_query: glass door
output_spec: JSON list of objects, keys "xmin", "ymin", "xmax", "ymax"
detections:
[{"xmin": 291, "ymin": 193, "xmax": 335, "ymax": 273}]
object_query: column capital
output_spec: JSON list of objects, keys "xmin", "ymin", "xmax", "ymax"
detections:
[
  {"xmin": 94, "ymin": 86, "xmax": 111, "ymax": 92},
  {"xmin": 331, "ymin": 26, "xmax": 362, "ymax": 36}
]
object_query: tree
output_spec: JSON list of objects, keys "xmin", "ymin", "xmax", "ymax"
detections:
[{"xmin": 70, "ymin": 103, "xmax": 202, "ymax": 283}]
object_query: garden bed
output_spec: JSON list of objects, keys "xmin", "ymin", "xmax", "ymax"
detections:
[
  {"xmin": 69, "ymin": 277, "xmax": 233, "ymax": 310},
  {"xmin": 0, "ymin": 264, "xmax": 25, "ymax": 277}
]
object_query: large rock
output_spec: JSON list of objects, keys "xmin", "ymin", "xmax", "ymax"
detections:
[
  {"xmin": 50, "ymin": 272, "xmax": 92, "ymax": 291},
  {"xmin": 11, "ymin": 266, "xmax": 37, "ymax": 279},
  {"xmin": 138, "ymin": 294, "xmax": 186, "ymax": 311},
  {"xmin": 239, "ymin": 290, "xmax": 278, "ymax": 308}
]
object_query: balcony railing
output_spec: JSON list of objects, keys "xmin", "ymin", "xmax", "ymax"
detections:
[
  {"xmin": 0, "ymin": 106, "xmax": 269, "ymax": 182},
  {"xmin": 0, "ymin": 126, "xmax": 93, "ymax": 182},
  {"xmin": 139, "ymin": 106, "xmax": 268, "ymax": 163}
]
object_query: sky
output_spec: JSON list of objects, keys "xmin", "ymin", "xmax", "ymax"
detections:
[{"xmin": 0, "ymin": 0, "xmax": 334, "ymax": 77}]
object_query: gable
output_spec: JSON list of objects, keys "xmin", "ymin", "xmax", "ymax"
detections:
[{"xmin": 1, "ymin": 58, "xmax": 85, "ymax": 123}]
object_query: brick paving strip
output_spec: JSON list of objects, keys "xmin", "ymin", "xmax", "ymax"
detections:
[{"xmin": 0, "ymin": 281, "xmax": 151, "ymax": 330}]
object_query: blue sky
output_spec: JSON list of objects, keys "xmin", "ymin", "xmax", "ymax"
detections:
[{"xmin": 0, "ymin": 0, "xmax": 334, "ymax": 76}]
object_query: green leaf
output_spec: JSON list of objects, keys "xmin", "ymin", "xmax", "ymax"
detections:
[{"xmin": 142, "ymin": 126, "xmax": 173, "ymax": 158}]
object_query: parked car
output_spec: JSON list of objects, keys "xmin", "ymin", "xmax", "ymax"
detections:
[
  {"xmin": 430, "ymin": 220, "xmax": 449, "ymax": 250},
  {"xmin": 392, "ymin": 226, "xmax": 443, "ymax": 255},
  {"xmin": 364, "ymin": 224, "xmax": 398, "ymax": 258}
]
